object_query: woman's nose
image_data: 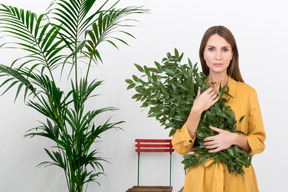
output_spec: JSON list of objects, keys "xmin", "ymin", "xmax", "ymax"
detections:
[{"xmin": 215, "ymin": 51, "xmax": 222, "ymax": 60}]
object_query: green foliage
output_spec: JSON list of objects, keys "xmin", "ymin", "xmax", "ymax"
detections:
[
  {"xmin": 0, "ymin": 0, "xmax": 147, "ymax": 191},
  {"xmin": 126, "ymin": 48, "xmax": 252, "ymax": 176}
]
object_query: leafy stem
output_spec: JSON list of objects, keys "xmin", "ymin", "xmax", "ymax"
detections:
[{"xmin": 126, "ymin": 48, "xmax": 251, "ymax": 176}]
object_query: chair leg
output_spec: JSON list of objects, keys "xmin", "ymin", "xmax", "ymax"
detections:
[
  {"xmin": 137, "ymin": 153, "xmax": 140, "ymax": 186},
  {"xmin": 169, "ymin": 153, "xmax": 172, "ymax": 186}
]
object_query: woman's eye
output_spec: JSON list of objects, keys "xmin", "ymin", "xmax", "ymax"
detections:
[
  {"xmin": 223, "ymin": 48, "xmax": 229, "ymax": 52},
  {"xmin": 208, "ymin": 48, "xmax": 214, "ymax": 51}
]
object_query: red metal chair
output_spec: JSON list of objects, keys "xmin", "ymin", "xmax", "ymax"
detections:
[{"xmin": 135, "ymin": 139, "xmax": 174, "ymax": 186}]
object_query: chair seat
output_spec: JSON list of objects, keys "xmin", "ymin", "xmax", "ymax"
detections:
[{"xmin": 126, "ymin": 186, "xmax": 173, "ymax": 192}]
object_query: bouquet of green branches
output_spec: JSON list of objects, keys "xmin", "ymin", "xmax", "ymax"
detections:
[{"xmin": 126, "ymin": 49, "xmax": 252, "ymax": 176}]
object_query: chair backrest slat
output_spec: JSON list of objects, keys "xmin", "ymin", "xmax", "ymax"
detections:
[{"xmin": 135, "ymin": 139, "xmax": 174, "ymax": 154}]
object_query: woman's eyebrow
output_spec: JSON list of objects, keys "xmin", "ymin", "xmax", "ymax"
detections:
[{"xmin": 206, "ymin": 45, "xmax": 231, "ymax": 48}]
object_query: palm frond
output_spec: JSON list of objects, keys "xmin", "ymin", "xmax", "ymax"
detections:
[
  {"xmin": 38, "ymin": 149, "xmax": 67, "ymax": 170},
  {"xmin": 0, "ymin": 4, "xmax": 67, "ymax": 74},
  {"xmin": 47, "ymin": 0, "xmax": 109, "ymax": 50},
  {"xmin": 0, "ymin": 64, "xmax": 35, "ymax": 100},
  {"xmin": 25, "ymin": 119, "xmax": 60, "ymax": 141},
  {"xmin": 27, "ymin": 99, "xmax": 52, "ymax": 117},
  {"xmin": 83, "ymin": 6, "xmax": 147, "ymax": 63}
]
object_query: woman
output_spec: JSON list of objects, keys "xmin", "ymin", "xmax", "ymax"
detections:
[{"xmin": 172, "ymin": 26, "xmax": 266, "ymax": 192}]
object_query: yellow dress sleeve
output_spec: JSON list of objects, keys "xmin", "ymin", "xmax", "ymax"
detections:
[
  {"xmin": 171, "ymin": 124, "xmax": 195, "ymax": 156},
  {"xmin": 245, "ymin": 89, "xmax": 266, "ymax": 156}
]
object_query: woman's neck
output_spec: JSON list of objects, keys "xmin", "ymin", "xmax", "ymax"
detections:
[{"xmin": 208, "ymin": 73, "xmax": 228, "ymax": 94}]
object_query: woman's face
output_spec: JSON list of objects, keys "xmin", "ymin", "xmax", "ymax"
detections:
[{"xmin": 203, "ymin": 34, "xmax": 233, "ymax": 75}]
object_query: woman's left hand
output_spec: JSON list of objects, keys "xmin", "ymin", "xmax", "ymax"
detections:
[{"xmin": 203, "ymin": 126, "xmax": 235, "ymax": 153}]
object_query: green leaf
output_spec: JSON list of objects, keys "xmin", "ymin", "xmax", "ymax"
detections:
[
  {"xmin": 227, "ymin": 148, "xmax": 234, "ymax": 157},
  {"xmin": 163, "ymin": 68, "xmax": 175, "ymax": 76},
  {"xmin": 199, "ymin": 156, "xmax": 207, "ymax": 165},
  {"xmin": 174, "ymin": 48, "xmax": 179, "ymax": 57},
  {"xmin": 134, "ymin": 63, "xmax": 144, "ymax": 72},
  {"xmin": 214, "ymin": 155, "xmax": 221, "ymax": 164},
  {"xmin": 236, "ymin": 130, "xmax": 247, "ymax": 136},
  {"xmin": 167, "ymin": 52, "xmax": 171, "ymax": 59},
  {"xmin": 239, "ymin": 115, "xmax": 246, "ymax": 123},
  {"xmin": 148, "ymin": 67, "xmax": 159, "ymax": 73},
  {"xmin": 127, "ymin": 83, "xmax": 136, "ymax": 89},
  {"xmin": 196, "ymin": 131, "xmax": 205, "ymax": 139},
  {"xmin": 169, "ymin": 129, "xmax": 176, "ymax": 137},
  {"xmin": 125, "ymin": 79, "xmax": 133, "ymax": 84},
  {"xmin": 154, "ymin": 61, "xmax": 162, "ymax": 71}
]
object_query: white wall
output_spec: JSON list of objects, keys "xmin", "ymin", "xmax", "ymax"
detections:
[{"xmin": 0, "ymin": 0, "xmax": 287, "ymax": 191}]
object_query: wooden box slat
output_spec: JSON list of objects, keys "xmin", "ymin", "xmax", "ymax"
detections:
[{"xmin": 126, "ymin": 186, "xmax": 172, "ymax": 192}]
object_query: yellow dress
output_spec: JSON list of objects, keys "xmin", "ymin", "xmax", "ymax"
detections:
[{"xmin": 172, "ymin": 77, "xmax": 266, "ymax": 192}]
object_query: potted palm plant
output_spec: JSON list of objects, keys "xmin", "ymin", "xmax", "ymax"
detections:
[{"xmin": 0, "ymin": 0, "xmax": 146, "ymax": 191}]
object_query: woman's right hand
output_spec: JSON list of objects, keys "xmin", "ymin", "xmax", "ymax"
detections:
[
  {"xmin": 191, "ymin": 86, "xmax": 219, "ymax": 114},
  {"xmin": 185, "ymin": 86, "xmax": 219, "ymax": 139}
]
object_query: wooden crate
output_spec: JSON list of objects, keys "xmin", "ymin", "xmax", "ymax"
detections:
[{"xmin": 126, "ymin": 186, "xmax": 173, "ymax": 192}]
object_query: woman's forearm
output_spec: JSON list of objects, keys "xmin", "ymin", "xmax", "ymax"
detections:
[
  {"xmin": 186, "ymin": 108, "xmax": 202, "ymax": 139},
  {"xmin": 233, "ymin": 133, "xmax": 251, "ymax": 153}
]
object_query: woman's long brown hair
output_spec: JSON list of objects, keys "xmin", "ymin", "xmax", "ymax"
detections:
[{"xmin": 199, "ymin": 26, "xmax": 244, "ymax": 82}]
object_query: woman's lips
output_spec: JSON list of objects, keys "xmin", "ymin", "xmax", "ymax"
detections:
[{"xmin": 213, "ymin": 63, "xmax": 223, "ymax": 67}]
